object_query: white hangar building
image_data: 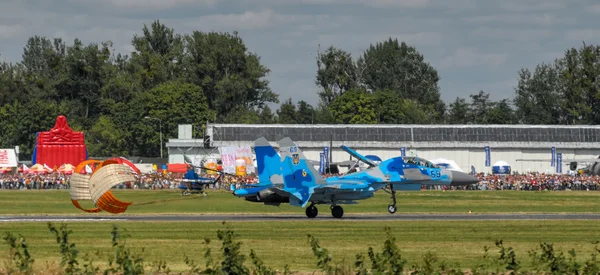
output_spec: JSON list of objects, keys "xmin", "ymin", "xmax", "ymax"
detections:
[{"xmin": 166, "ymin": 123, "xmax": 600, "ymax": 174}]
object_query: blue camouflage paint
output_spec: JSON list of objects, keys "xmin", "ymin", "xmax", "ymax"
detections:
[
  {"xmin": 255, "ymin": 145, "xmax": 281, "ymax": 185},
  {"xmin": 281, "ymin": 154, "xmax": 318, "ymax": 206},
  {"xmin": 234, "ymin": 137, "xmax": 475, "ymax": 209}
]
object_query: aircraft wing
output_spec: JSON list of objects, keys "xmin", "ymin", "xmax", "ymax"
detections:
[{"xmin": 340, "ymin": 145, "xmax": 377, "ymax": 167}]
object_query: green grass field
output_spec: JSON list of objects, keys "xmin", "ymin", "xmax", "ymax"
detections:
[
  {"xmin": 3, "ymin": 189, "xmax": 600, "ymax": 215},
  {"xmin": 2, "ymin": 220, "xmax": 600, "ymax": 273},
  {"xmin": 2, "ymin": 190, "xmax": 600, "ymax": 273}
]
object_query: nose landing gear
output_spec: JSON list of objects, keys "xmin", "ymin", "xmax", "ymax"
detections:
[{"xmin": 387, "ymin": 184, "xmax": 397, "ymax": 214}]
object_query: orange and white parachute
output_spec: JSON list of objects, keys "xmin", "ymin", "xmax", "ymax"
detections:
[{"xmin": 70, "ymin": 157, "xmax": 140, "ymax": 214}]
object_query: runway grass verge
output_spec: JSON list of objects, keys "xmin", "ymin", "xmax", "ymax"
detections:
[
  {"xmin": 2, "ymin": 189, "xmax": 600, "ymax": 215},
  {"xmin": 1, "ymin": 220, "xmax": 600, "ymax": 273}
]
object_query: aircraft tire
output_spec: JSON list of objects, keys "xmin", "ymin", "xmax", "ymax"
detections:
[
  {"xmin": 331, "ymin": 205, "xmax": 343, "ymax": 218},
  {"xmin": 306, "ymin": 205, "xmax": 318, "ymax": 218},
  {"xmin": 388, "ymin": 204, "xmax": 397, "ymax": 214}
]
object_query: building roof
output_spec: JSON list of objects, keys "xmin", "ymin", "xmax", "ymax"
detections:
[{"xmin": 207, "ymin": 123, "xmax": 600, "ymax": 143}]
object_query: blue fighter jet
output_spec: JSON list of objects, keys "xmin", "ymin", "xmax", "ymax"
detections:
[{"xmin": 232, "ymin": 137, "xmax": 479, "ymax": 218}]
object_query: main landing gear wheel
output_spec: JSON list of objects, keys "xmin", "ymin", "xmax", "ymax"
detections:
[
  {"xmin": 388, "ymin": 184, "xmax": 397, "ymax": 214},
  {"xmin": 306, "ymin": 205, "xmax": 318, "ymax": 218},
  {"xmin": 388, "ymin": 204, "xmax": 397, "ymax": 214},
  {"xmin": 331, "ymin": 205, "xmax": 344, "ymax": 218}
]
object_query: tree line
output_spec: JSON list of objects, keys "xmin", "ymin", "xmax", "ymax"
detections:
[{"xmin": 0, "ymin": 20, "xmax": 599, "ymax": 158}]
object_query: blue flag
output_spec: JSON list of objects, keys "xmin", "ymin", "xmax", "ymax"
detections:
[
  {"xmin": 484, "ymin": 146, "xmax": 490, "ymax": 167},
  {"xmin": 400, "ymin": 147, "xmax": 406, "ymax": 157},
  {"xmin": 556, "ymin": 152, "xmax": 562, "ymax": 173},
  {"xmin": 319, "ymin": 153, "xmax": 324, "ymax": 174},
  {"xmin": 323, "ymin": 146, "xmax": 329, "ymax": 171},
  {"xmin": 551, "ymin": 147, "xmax": 556, "ymax": 167}
]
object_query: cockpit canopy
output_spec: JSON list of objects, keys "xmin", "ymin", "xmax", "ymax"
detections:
[{"xmin": 402, "ymin": 156, "xmax": 440, "ymax": 168}]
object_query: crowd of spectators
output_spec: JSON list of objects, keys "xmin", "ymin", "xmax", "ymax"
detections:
[{"xmin": 2, "ymin": 170, "xmax": 600, "ymax": 191}]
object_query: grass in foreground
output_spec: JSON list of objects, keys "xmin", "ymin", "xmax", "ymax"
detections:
[
  {"xmin": 3, "ymin": 189, "xmax": 600, "ymax": 215},
  {"xmin": 2, "ymin": 220, "xmax": 600, "ymax": 273}
]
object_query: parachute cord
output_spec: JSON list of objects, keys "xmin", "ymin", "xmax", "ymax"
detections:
[{"xmin": 129, "ymin": 195, "xmax": 203, "ymax": 207}]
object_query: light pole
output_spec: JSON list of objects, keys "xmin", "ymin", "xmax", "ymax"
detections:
[{"xmin": 144, "ymin": 116, "xmax": 163, "ymax": 158}]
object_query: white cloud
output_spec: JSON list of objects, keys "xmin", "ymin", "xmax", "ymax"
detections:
[
  {"xmin": 0, "ymin": 24, "xmax": 25, "ymax": 39},
  {"xmin": 465, "ymin": 13, "xmax": 556, "ymax": 26},
  {"xmin": 472, "ymin": 27, "xmax": 552, "ymax": 41},
  {"xmin": 565, "ymin": 29, "xmax": 600, "ymax": 42},
  {"xmin": 66, "ymin": 0, "xmax": 216, "ymax": 11},
  {"xmin": 590, "ymin": 4, "xmax": 600, "ymax": 14},
  {"xmin": 439, "ymin": 48, "xmax": 508, "ymax": 69},
  {"xmin": 495, "ymin": 0, "xmax": 568, "ymax": 12},
  {"xmin": 253, "ymin": 0, "xmax": 432, "ymax": 8},
  {"xmin": 179, "ymin": 10, "xmax": 322, "ymax": 31},
  {"xmin": 0, "ymin": 0, "xmax": 598, "ymax": 107}
]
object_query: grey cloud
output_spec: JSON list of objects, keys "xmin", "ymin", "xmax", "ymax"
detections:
[
  {"xmin": 0, "ymin": 0, "xmax": 599, "ymax": 107},
  {"xmin": 438, "ymin": 48, "xmax": 508, "ymax": 69},
  {"xmin": 565, "ymin": 30, "xmax": 600, "ymax": 42}
]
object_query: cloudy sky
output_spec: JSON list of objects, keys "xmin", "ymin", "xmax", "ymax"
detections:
[{"xmin": 1, "ymin": 0, "xmax": 599, "ymax": 107}]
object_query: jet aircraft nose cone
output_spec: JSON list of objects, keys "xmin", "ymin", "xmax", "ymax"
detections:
[{"xmin": 450, "ymin": 171, "xmax": 480, "ymax": 186}]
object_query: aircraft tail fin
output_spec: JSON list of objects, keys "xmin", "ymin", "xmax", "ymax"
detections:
[
  {"xmin": 278, "ymin": 137, "xmax": 324, "ymax": 207},
  {"xmin": 253, "ymin": 137, "xmax": 283, "ymax": 186}
]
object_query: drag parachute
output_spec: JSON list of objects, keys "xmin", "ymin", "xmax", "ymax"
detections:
[{"xmin": 69, "ymin": 157, "xmax": 140, "ymax": 214}]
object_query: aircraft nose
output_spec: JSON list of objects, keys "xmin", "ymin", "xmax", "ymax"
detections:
[{"xmin": 450, "ymin": 171, "xmax": 480, "ymax": 186}]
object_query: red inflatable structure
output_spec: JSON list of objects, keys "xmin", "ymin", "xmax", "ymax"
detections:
[{"xmin": 32, "ymin": 115, "xmax": 88, "ymax": 168}]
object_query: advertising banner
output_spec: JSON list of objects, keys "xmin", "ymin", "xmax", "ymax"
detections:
[
  {"xmin": 323, "ymin": 146, "xmax": 329, "ymax": 170},
  {"xmin": 319, "ymin": 153, "xmax": 324, "ymax": 174},
  {"xmin": 0, "ymin": 149, "xmax": 17, "ymax": 167}
]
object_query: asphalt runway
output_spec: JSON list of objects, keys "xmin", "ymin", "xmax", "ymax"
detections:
[{"xmin": 2, "ymin": 213, "xmax": 600, "ymax": 222}]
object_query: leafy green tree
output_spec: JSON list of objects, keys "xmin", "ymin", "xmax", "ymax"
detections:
[
  {"xmin": 486, "ymin": 99, "xmax": 518, "ymax": 124},
  {"xmin": 373, "ymin": 89, "xmax": 435, "ymax": 124},
  {"xmin": 447, "ymin": 97, "xmax": 471, "ymax": 124},
  {"xmin": 258, "ymin": 105, "xmax": 276, "ymax": 124},
  {"xmin": 314, "ymin": 102, "xmax": 335, "ymax": 124},
  {"xmin": 466, "ymin": 91, "xmax": 517, "ymax": 124},
  {"xmin": 513, "ymin": 63, "xmax": 563, "ymax": 124},
  {"xmin": 276, "ymin": 98, "xmax": 297, "ymax": 124},
  {"xmin": 315, "ymin": 46, "xmax": 358, "ymax": 104},
  {"xmin": 183, "ymin": 31, "xmax": 278, "ymax": 121},
  {"xmin": 514, "ymin": 42, "xmax": 600, "ymax": 125},
  {"xmin": 0, "ymin": 99, "xmax": 68, "ymax": 159},
  {"xmin": 130, "ymin": 20, "xmax": 184, "ymax": 90},
  {"xmin": 60, "ymin": 39, "xmax": 113, "ymax": 122},
  {"xmin": 0, "ymin": 61, "xmax": 25, "ymax": 105},
  {"xmin": 20, "ymin": 36, "xmax": 67, "ymax": 101},
  {"xmin": 296, "ymin": 100, "xmax": 315, "ymax": 124},
  {"xmin": 329, "ymin": 88, "xmax": 377, "ymax": 124},
  {"xmin": 85, "ymin": 115, "xmax": 128, "ymax": 157},
  {"xmin": 132, "ymin": 81, "xmax": 214, "ymax": 157},
  {"xmin": 469, "ymin": 91, "xmax": 492, "ymax": 124},
  {"xmin": 356, "ymin": 38, "xmax": 445, "ymax": 121},
  {"xmin": 220, "ymin": 107, "xmax": 260, "ymax": 124}
]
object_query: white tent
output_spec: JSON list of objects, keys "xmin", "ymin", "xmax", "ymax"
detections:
[
  {"xmin": 430, "ymin": 158, "xmax": 464, "ymax": 172},
  {"xmin": 492, "ymin": 160, "xmax": 511, "ymax": 174}
]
